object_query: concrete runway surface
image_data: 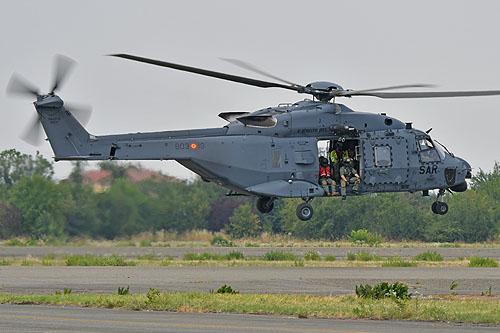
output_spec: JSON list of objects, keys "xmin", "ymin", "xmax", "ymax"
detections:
[
  {"xmin": 1, "ymin": 266, "xmax": 499, "ymax": 296},
  {"xmin": 0, "ymin": 304, "xmax": 498, "ymax": 333}
]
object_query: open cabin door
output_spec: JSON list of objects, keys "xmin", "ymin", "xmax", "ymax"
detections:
[{"xmin": 360, "ymin": 134, "xmax": 409, "ymax": 188}]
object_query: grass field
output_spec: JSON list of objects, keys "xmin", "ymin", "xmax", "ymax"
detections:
[
  {"xmin": 1, "ymin": 253, "xmax": 493, "ymax": 268},
  {"xmin": 2, "ymin": 230, "xmax": 500, "ymax": 248},
  {"xmin": 1, "ymin": 292, "xmax": 499, "ymax": 324}
]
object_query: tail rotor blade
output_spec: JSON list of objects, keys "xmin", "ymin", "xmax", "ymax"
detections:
[
  {"xmin": 50, "ymin": 54, "xmax": 76, "ymax": 94},
  {"xmin": 20, "ymin": 114, "xmax": 44, "ymax": 146},
  {"xmin": 65, "ymin": 102, "xmax": 92, "ymax": 125},
  {"xmin": 6, "ymin": 73, "xmax": 40, "ymax": 98}
]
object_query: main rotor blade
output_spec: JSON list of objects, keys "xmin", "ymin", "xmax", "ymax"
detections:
[
  {"xmin": 220, "ymin": 58, "xmax": 301, "ymax": 88},
  {"xmin": 345, "ymin": 84, "xmax": 436, "ymax": 94},
  {"xmin": 110, "ymin": 53, "xmax": 300, "ymax": 92},
  {"xmin": 50, "ymin": 54, "xmax": 76, "ymax": 94},
  {"xmin": 20, "ymin": 114, "xmax": 44, "ymax": 146},
  {"xmin": 6, "ymin": 73, "xmax": 40, "ymax": 98},
  {"xmin": 346, "ymin": 90, "xmax": 500, "ymax": 99},
  {"xmin": 65, "ymin": 102, "xmax": 92, "ymax": 126}
]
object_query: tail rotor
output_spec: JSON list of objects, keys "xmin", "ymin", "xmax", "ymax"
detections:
[{"xmin": 6, "ymin": 55, "xmax": 92, "ymax": 146}]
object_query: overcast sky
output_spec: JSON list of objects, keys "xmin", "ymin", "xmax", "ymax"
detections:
[{"xmin": 1, "ymin": 0, "xmax": 500, "ymax": 180}]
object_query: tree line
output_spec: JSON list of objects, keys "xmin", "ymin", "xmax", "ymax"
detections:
[{"xmin": 0, "ymin": 149, "xmax": 498, "ymax": 242}]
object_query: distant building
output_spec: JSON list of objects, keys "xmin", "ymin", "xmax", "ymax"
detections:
[{"xmin": 80, "ymin": 167, "xmax": 181, "ymax": 192}]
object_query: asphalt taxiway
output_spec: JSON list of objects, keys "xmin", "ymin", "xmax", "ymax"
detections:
[{"xmin": 1, "ymin": 304, "xmax": 498, "ymax": 333}]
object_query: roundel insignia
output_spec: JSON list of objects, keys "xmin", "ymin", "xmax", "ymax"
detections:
[{"xmin": 190, "ymin": 142, "xmax": 198, "ymax": 149}]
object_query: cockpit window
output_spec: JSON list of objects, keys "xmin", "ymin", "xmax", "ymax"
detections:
[{"xmin": 417, "ymin": 138, "xmax": 440, "ymax": 162}]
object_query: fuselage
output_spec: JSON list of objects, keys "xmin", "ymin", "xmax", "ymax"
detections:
[{"xmin": 37, "ymin": 96, "xmax": 471, "ymax": 198}]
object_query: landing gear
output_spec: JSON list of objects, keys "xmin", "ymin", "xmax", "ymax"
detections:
[
  {"xmin": 431, "ymin": 189, "xmax": 448, "ymax": 215},
  {"xmin": 296, "ymin": 198, "xmax": 314, "ymax": 221},
  {"xmin": 256, "ymin": 196, "xmax": 275, "ymax": 213}
]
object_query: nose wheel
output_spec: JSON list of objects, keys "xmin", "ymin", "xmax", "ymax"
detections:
[
  {"xmin": 296, "ymin": 198, "xmax": 314, "ymax": 221},
  {"xmin": 431, "ymin": 189, "xmax": 448, "ymax": 215}
]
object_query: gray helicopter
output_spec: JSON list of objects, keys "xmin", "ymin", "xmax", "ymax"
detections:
[{"xmin": 7, "ymin": 54, "xmax": 500, "ymax": 220}]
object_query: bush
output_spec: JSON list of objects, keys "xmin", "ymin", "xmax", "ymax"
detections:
[
  {"xmin": 43, "ymin": 253, "xmax": 56, "ymax": 260},
  {"xmin": 5, "ymin": 238, "xmax": 24, "ymax": 246},
  {"xmin": 324, "ymin": 254, "xmax": 336, "ymax": 262},
  {"xmin": 183, "ymin": 252, "xmax": 225, "ymax": 261},
  {"xmin": 226, "ymin": 204, "xmax": 261, "ymax": 238},
  {"xmin": 140, "ymin": 239, "xmax": 152, "ymax": 247},
  {"xmin": 347, "ymin": 250, "xmax": 382, "ymax": 261},
  {"xmin": 214, "ymin": 284, "xmax": 239, "ymax": 294},
  {"xmin": 146, "ymin": 287, "xmax": 160, "ymax": 304},
  {"xmin": 65, "ymin": 254, "xmax": 134, "ymax": 266},
  {"xmin": 414, "ymin": 250, "xmax": 443, "ymax": 261},
  {"xmin": 25, "ymin": 239, "xmax": 39, "ymax": 246},
  {"xmin": 262, "ymin": 251, "xmax": 297, "ymax": 261},
  {"xmin": 355, "ymin": 282, "xmax": 411, "ymax": 300},
  {"xmin": 225, "ymin": 250, "xmax": 244, "ymax": 260},
  {"xmin": 303, "ymin": 250, "xmax": 321, "ymax": 261},
  {"xmin": 469, "ymin": 257, "xmax": 498, "ymax": 267},
  {"xmin": 117, "ymin": 286, "xmax": 130, "ymax": 295},
  {"xmin": 210, "ymin": 236, "xmax": 234, "ymax": 247},
  {"xmin": 382, "ymin": 257, "xmax": 417, "ymax": 267},
  {"xmin": 348, "ymin": 229, "xmax": 382, "ymax": 247}
]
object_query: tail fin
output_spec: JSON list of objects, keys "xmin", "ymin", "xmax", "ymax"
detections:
[{"xmin": 36, "ymin": 95, "xmax": 92, "ymax": 160}]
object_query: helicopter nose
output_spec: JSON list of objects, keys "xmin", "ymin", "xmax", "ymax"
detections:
[
  {"xmin": 457, "ymin": 157, "xmax": 472, "ymax": 179},
  {"xmin": 447, "ymin": 156, "xmax": 471, "ymax": 192}
]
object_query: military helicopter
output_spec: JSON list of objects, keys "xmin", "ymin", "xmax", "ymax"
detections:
[{"xmin": 7, "ymin": 54, "xmax": 500, "ymax": 220}]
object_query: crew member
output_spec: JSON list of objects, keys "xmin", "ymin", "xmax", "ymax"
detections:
[
  {"xmin": 347, "ymin": 144, "xmax": 359, "ymax": 170},
  {"xmin": 330, "ymin": 142, "xmax": 347, "ymax": 182},
  {"xmin": 319, "ymin": 156, "xmax": 333, "ymax": 196},
  {"xmin": 340, "ymin": 157, "xmax": 360, "ymax": 200}
]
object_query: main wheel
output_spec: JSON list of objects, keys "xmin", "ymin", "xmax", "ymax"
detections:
[
  {"xmin": 296, "ymin": 203, "xmax": 314, "ymax": 221},
  {"xmin": 431, "ymin": 201, "xmax": 438, "ymax": 214},
  {"xmin": 436, "ymin": 202, "xmax": 449, "ymax": 215},
  {"xmin": 256, "ymin": 197, "xmax": 274, "ymax": 214}
]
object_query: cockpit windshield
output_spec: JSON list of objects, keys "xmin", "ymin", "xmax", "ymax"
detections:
[{"xmin": 417, "ymin": 137, "xmax": 442, "ymax": 162}]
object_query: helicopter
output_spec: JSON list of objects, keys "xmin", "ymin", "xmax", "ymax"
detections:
[{"xmin": 7, "ymin": 54, "xmax": 500, "ymax": 221}]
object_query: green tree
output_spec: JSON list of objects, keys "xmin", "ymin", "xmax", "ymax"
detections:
[
  {"xmin": 96, "ymin": 179, "xmax": 148, "ymax": 238},
  {"xmin": 0, "ymin": 149, "xmax": 53, "ymax": 186},
  {"xmin": 226, "ymin": 203, "xmax": 261, "ymax": 238},
  {"xmin": 9, "ymin": 175, "xmax": 70, "ymax": 239}
]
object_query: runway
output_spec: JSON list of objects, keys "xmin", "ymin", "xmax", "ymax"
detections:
[
  {"xmin": 1, "ymin": 304, "xmax": 498, "ymax": 333},
  {"xmin": 1, "ymin": 266, "xmax": 499, "ymax": 296}
]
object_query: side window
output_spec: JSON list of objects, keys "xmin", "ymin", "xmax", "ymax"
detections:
[
  {"xmin": 417, "ymin": 138, "xmax": 440, "ymax": 163},
  {"xmin": 374, "ymin": 145, "xmax": 392, "ymax": 167},
  {"xmin": 271, "ymin": 151, "xmax": 282, "ymax": 168}
]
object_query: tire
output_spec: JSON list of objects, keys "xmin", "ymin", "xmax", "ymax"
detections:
[
  {"xmin": 436, "ymin": 202, "xmax": 449, "ymax": 215},
  {"xmin": 431, "ymin": 201, "xmax": 438, "ymax": 214},
  {"xmin": 296, "ymin": 203, "xmax": 314, "ymax": 221},
  {"xmin": 256, "ymin": 197, "xmax": 274, "ymax": 214}
]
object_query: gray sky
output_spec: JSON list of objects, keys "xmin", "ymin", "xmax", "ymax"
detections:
[{"xmin": 2, "ymin": 0, "xmax": 500, "ymax": 180}]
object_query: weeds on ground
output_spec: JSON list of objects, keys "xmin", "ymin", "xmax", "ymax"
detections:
[
  {"xmin": 303, "ymin": 250, "xmax": 321, "ymax": 261},
  {"xmin": 382, "ymin": 257, "xmax": 417, "ymax": 267},
  {"xmin": 324, "ymin": 255, "xmax": 336, "ymax": 261},
  {"xmin": 262, "ymin": 251, "xmax": 297, "ymax": 261},
  {"xmin": 210, "ymin": 236, "xmax": 234, "ymax": 247},
  {"xmin": 468, "ymin": 257, "xmax": 498, "ymax": 267},
  {"xmin": 355, "ymin": 282, "xmax": 411, "ymax": 300},
  {"xmin": 414, "ymin": 250, "xmax": 443, "ymax": 261},
  {"xmin": 117, "ymin": 286, "xmax": 130, "ymax": 295},
  {"xmin": 347, "ymin": 250, "xmax": 382, "ymax": 261},
  {"xmin": 348, "ymin": 229, "xmax": 382, "ymax": 247},
  {"xmin": 65, "ymin": 254, "xmax": 135, "ymax": 266},
  {"xmin": 55, "ymin": 288, "xmax": 72, "ymax": 295},
  {"xmin": 210, "ymin": 284, "xmax": 239, "ymax": 294}
]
